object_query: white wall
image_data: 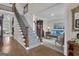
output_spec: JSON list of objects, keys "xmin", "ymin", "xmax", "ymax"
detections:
[
  {"xmin": 66, "ymin": 3, "xmax": 79, "ymax": 41},
  {"xmin": 63, "ymin": 3, "xmax": 79, "ymax": 56},
  {"xmin": 24, "ymin": 13, "xmax": 33, "ymax": 29}
]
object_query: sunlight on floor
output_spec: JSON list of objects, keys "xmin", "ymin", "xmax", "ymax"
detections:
[
  {"xmin": 3, "ymin": 37, "xmax": 10, "ymax": 45},
  {"xmin": 2, "ymin": 37, "xmax": 11, "ymax": 53}
]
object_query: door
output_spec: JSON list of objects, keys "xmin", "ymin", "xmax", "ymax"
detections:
[{"xmin": 36, "ymin": 20, "xmax": 44, "ymax": 42}]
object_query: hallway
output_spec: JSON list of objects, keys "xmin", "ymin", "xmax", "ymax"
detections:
[{"xmin": 0, "ymin": 37, "xmax": 63, "ymax": 56}]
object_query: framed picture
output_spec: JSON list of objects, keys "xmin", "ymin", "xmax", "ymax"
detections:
[
  {"xmin": 75, "ymin": 19, "xmax": 79, "ymax": 28},
  {"xmin": 72, "ymin": 6, "xmax": 79, "ymax": 31}
]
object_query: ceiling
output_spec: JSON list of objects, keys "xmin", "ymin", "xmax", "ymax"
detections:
[
  {"xmin": 15, "ymin": 3, "xmax": 57, "ymax": 16},
  {"xmin": 28, "ymin": 3, "xmax": 67, "ymax": 21},
  {"xmin": 36, "ymin": 3, "xmax": 66, "ymax": 21},
  {"xmin": 28, "ymin": 3, "xmax": 56, "ymax": 14}
]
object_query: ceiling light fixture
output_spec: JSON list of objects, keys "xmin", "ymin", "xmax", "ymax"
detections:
[{"xmin": 51, "ymin": 13, "xmax": 54, "ymax": 16}]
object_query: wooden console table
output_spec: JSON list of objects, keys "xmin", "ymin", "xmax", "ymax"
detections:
[{"xmin": 68, "ymin": 41, "xmax": 79, "ymax": 56}]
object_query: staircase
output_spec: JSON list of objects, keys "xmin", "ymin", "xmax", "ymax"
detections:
[
  {"xmin": 19, "ymin": 14, "xmax": 41, "ymax": 49},
  {"xmin": 13, "ymin": 4, "xmax": 40, "ymax": 49},
  {"xmin": 14, "ymin": 17, "xmax": 26, "ymax": 48}
]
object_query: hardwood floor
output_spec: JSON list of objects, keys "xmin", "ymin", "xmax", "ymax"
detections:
[{"xmin": 0, "ymin": 37, "xmax": 64, "ymax": 56}]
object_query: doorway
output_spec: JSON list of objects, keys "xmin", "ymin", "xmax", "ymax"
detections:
[{"xmin": 36, "ymin": 20, "xmax": 44, "ymax": 42}]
